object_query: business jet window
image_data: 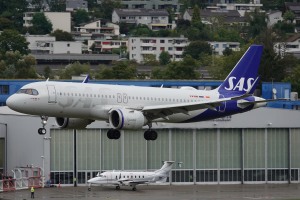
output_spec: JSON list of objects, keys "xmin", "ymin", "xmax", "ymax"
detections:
[{"xmin": 17, "ymin": 89, "xmax": 39, "ymax": 96}]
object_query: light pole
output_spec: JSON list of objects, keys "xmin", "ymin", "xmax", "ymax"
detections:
[{"xmin": 41, "ymin": 136, "xmax": 51, "ymax": 187}]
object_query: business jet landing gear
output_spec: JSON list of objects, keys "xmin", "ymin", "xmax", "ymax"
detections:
[
  {"xmin": 38, "ymin": 116, "xmax": 48, "ymax": 135},
  {"xmin": 132, "ymin": 186, "xmax": 136, "ymax": 191},
  {"xmin": 144, "ymin": 130, "xmax": 157, "ymax": 140},
  {"xmin": 116, "ymin": 185, "xmax": 120, "ymax": 190},
  {"xmin": 107, "ymin": 129, "xmax": 121, "ymax": 139}
]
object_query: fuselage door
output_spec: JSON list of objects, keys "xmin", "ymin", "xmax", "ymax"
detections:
[{"xmin": 47, "ymin": 85, "xmax": 57, "ymax": 103}]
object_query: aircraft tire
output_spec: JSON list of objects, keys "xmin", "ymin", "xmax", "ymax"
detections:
[
  {"xmin": 116, "ymin": 186, "xmax": 120, "ymax": 190},
  {"xmin": 144, "ymin": 130, "xmax": 150, "ymax": 140},
  {"xmin": 150, "ymin": 130, "xmax": 157, "ymax": 140},
  {"xmin": 38, "ymin": 128, "xmax": 46, "ymax": 135},
  {"xmin": 113, "ymin": 129, "xmax": 120, "ymax": 139},
  {"xmin": 132, "ymin": 187, "xmax": 136, "ymax": 191},
  {"xmin": 88, "ymin": 187, "xmax": 91, "ymax": 191}
]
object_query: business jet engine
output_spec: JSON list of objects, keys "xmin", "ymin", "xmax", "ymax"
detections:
[
  {"xmin": 109, "ymin": 109, "xmax": 148, "ymax": 130},
  {"xmin": 55, "ymin": 117, "xmax": 94, "ymax": 129}
]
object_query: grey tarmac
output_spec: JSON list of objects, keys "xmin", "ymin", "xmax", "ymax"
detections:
[{"xmin": 1, "ymin": 184, "xmax": 300, "ymax": 200}]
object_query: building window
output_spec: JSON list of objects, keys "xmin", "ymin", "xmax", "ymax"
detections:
[
  {"xmin": 0, "ymin": 85, "xmax": 9, "ymax": 95},
  {"xmin": 160, "ymin": 47, "xmax": 165, "ymax": 51},
  {"xmin": 67, "ymin": 43, "xmax": 70, "ymax": 47},
  {"xmin": 168, "ymin": 47, "xmax": 173, "ymax": 50},
  {"xmin": 160, "ymin": 40, "xmax": 165, "ymax": 43}
]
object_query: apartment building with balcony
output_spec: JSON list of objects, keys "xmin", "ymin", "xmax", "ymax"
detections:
[
  {"xmin": 74, "ymin": 19, "xmax": 120, "ymax": 40},
  {"xmin": 208, "ymin": 41, "xmax": 240, "ymax": 55},
  {"xmin": 112, "ymin": 9, "xmax": 175, "ymax": 31},
  {"xmin": 88, "ymin": 39, "xmax": 128, "ymax": 53},
  {"xmin": 129, "ymin": 36, "xmax": 189, "ymax": 63}
]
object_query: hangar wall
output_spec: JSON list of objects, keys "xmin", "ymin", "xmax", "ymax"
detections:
[{"xmin": 50, "ymin": 127, "xmax": 300, "ymax": 185}]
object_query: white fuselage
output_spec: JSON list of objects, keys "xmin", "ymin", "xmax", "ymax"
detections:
[{"xmin": 7, "ymin": 81, "xmax": 221, "ymax": 123}]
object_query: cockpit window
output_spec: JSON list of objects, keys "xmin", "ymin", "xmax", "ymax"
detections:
[{"xmin": 16, "ymin": 89, "xmax": 39, "ymax": 96}]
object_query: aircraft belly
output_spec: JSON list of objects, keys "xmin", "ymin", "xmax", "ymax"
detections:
[{"xmin": 153, "ymin": 109, "xmax": 207, "ymax": 123}]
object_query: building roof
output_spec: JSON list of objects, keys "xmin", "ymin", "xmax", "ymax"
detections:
[
  {"xmin": 285, "ymin": 2, "xmax": 300, "ymax": 11},
  {"xmin": 114, "ymin": 9, "xmax": 169, "ymax": 17},
  {"xmin": 286, "ymin": 34, "xmax": 300, "ymax": 42}
]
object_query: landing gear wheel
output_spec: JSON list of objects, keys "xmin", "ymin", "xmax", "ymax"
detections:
[
  {"xmin": 132, "ymin": 187, "xmax": 136, "ymax": 191},
  {"xmin": 38, "ymin": 128, "xmax": 46, "ymax": 135},
  {"xmin": 116, "ymin": 185, "xmax": 120, "ymax": 190},
  {"xmin": 88, "ymin": 187, "xmax": 91, "ymax": 191},
  {"xmin": 144, "ymin": 130, "xmax": 157, "ymax": 141},
  {"xmin": 107, "ymin": 129, "xmax": 121, "ymax": 140}
]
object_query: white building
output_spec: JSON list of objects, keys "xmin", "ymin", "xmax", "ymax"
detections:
[
  {"xmin": 87, "ymin": 39, "xmax": 128, "ymax": 53},
  {"xmin": 23, "ymin": 12, "xmax": 71, "ymax": 33},
  {"xmin": 25, "ymin": 35, "xmax": 82, "ymax": 54},
  {"xmin": 208, "ymin": 41, "xmax": 240, "ymax": 55},
  {"xmin": 74, "ymin": 20, "xmax": 120, "ymax": 38},
  {"xmin": 217, "ymin": 2, "xmax": 263, "ymax": 17},
  {"xmin": 112, "ymin": 9, "xmax": 175, "ymax": 31},
  {"xmin": 267, "ymin": 10, "xmax": 283, "ymax": 27},
  {"xmin": 129, "ymin": 36, "xmax": 189, "ymax": 63}
]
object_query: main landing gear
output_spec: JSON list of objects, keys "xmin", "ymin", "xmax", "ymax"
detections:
[
  {"xmin": 106, "ymin": 128, "xmax": 157, "ymax": 141},
  {"xmin": 38, "ymin": 116, "xmax": 48, "ymax": 135}
]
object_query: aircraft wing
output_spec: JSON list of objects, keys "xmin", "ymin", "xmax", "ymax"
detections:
[
  {"xmin": 118, "ymin": 179, "xmax": 149, "ymax": 186},
  {"xmin": 141, "ymin": 93, "xmax": 251, "ymax": 120}
]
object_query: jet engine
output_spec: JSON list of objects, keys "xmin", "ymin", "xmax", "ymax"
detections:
[
  {"xmin": 109, "ymin": 109, "xmax": 148, "ymax": 130},
  {"xmin": 55, "ymin": 117, "xmax": 94, "ymax": 129}
]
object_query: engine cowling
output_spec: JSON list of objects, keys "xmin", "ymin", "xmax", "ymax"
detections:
[
  {"xmin": 55, "ymin": 118, "xmax": 94, "ymax": 129},
  {"xmin": 109, "ymin": 109, "xmax": 148, "ymax": 130}
]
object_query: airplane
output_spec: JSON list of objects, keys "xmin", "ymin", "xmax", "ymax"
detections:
[
  {"xmin": 87, "ymin": 161, "xmax": 174, "ymax": 191},
  {"xmin": 6, "ymin": 45, "xmax": 274, "ymax": 140}
]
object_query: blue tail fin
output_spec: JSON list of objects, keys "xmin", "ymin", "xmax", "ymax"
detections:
[{"xmin": 218, "ymin": 45, "xmax": 263, "ymax": 95}]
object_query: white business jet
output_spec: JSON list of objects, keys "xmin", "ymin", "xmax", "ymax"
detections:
[
  {"xmin": 87, "ymin": 161, "xmax": 174, "ymax": 191},
  {"xmin": 6, "ymin": 45, "xmax": 271, "ymax": 140}
]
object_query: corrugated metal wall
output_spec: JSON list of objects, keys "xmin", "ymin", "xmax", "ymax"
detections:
[{"xmin": 50, "ymin": 128, "xmax": 300, "ymax": 185}]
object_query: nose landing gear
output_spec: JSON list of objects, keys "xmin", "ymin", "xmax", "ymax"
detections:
[{"xmin": 38, "ymin": 116, "xmax": 48, "ymax": 135}]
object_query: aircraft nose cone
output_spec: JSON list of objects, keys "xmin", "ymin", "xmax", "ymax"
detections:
[{"xmin": 6, "ymin": 95, "xmax": 22, "ymax": 111}]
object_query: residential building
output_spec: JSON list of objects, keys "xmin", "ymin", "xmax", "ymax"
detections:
[
  {"xmin": 74, "ymin": 19, "xmax": 120, "ymax": 40},
  {"xmin": 274, "ymin": 34, "xmax": 300, "ymax": 58},
  {"xmin": 285, "ymin": 2, "xmax": 300, "ymax": 30},
  {"xmin": 208, "ymin": 41, "xmax": 240, "ymax": 55},
  {"xmin": 217, "ymin": 1, "xmax": 263, "ymax": 17},
  {"xmin": 120, "ymin": 0, "xmax": 181, "ymax": 12},
  {"xmin": 129, "ymin": 36, "xmax": 189, "ymax": 63},
  {"xmin": 112, "ymin": 9, "xmax": 176, "ymax": 31},
  {"xmin": 183, "ymin": 9, "xmax": 247, "ymax": 26},
  {"xmin": 267, "ymin": 10, "xmax": 283, "ymax": 27},
  {"xmin": 23, "ymin": 12, "xmax": 71, "ymax": 33},
  {"xmin": 88, "ymin": 39, "xmax": 128, "ymax": 53},
  {"xmin": 26, "ymin": 35, "xmax": 82, "ymax": 54},
  {"xmin": 66, "ymin": 0, "xmax": 88, "ymax": 12}
]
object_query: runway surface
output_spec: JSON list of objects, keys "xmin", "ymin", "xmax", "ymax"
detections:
[{"xmin": 1, "ymin": 184, "xmax": 300, "ymax": 200}]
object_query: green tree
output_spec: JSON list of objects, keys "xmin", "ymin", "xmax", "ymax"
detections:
[
  {"xmin": 73, "ymin": 9, "xmax": 90, "ymax": 27},
  {"xmin": 0, "ymin": 51, "xmax": 37, "ymax": 78},
  {"xmin": 50, "ymin": 29, "xmax": 74, "ymax": 41},
  {"xmin": 191, "ymin": 5, "xmax": 201, "ymax": 26},
  {"xmin": 49, "ymin": 0, "xmax": 66, "ymax": 12},
  {"xmin": 183, "ymin": 41, "xmax": 211, "ymax": 60},
  {"xmin": 0, "ymin": 17, "xmax": 14, "ymax": 30},
  {"xmin": 60, "ymin": 62, "xmax": 91, "ymax": 79},
  {"xmin": 0, "ymin": 29, "xmax": 29, "ymax": 56},
  {"xmin": 90, "ymin": 0, "xmax": 121, "ymax": 20},
  {"xmin": 143, "ymin": 54, "xmax": 159, "ymax": 66},
  {"xmin": 284, "ymin": 64, "xmax": 300, "ymax": 94},
  {"xmin": 283, "ymin": 10, "xmax": 295, "ymax": 23},
  {"xmin": 0, "ymin": 0, "xmax": 28, "ymax": 31},
  {"xmin": 245, "ymin": 10, "xmax": 268, "ymax": 39},
  {"xmin": 44, "ymin": 66, "xmax": 54, "ymax": 79},
  {"xmin": 30, "ymin": 12, "xmax": 53, "ymax": 34},
  {"xmin": 151, "ymin": 55, "xmax": 199, "ymax": 79},
  {"xmin": 159, "ymin": 51, "xmax": 171, "ymax": 65},
  {"xmin": 223, "ymin": 47, "xmax": 233, "ymax": 56},
  {"xmin": 96, "ymin": 61, "xmax": 137, "ymax": 79}
]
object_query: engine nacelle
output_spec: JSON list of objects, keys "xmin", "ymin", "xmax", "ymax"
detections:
[
  {"xmin": 55, "ymin": 118, "xmax": 94, "ymax": 129},
  {"xmin": 109, "ymin": 109, "xmax": 148, "ymax": 130}
]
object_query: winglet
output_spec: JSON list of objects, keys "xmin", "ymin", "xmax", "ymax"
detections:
[{"xmin": 82, "ymin": 75, "xmax": 89, "ymax": 83}]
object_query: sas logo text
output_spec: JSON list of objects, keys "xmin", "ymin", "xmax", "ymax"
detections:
[{"xmin": 224, "ymin": 77, "xmax": 255, "ymax": 91}]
